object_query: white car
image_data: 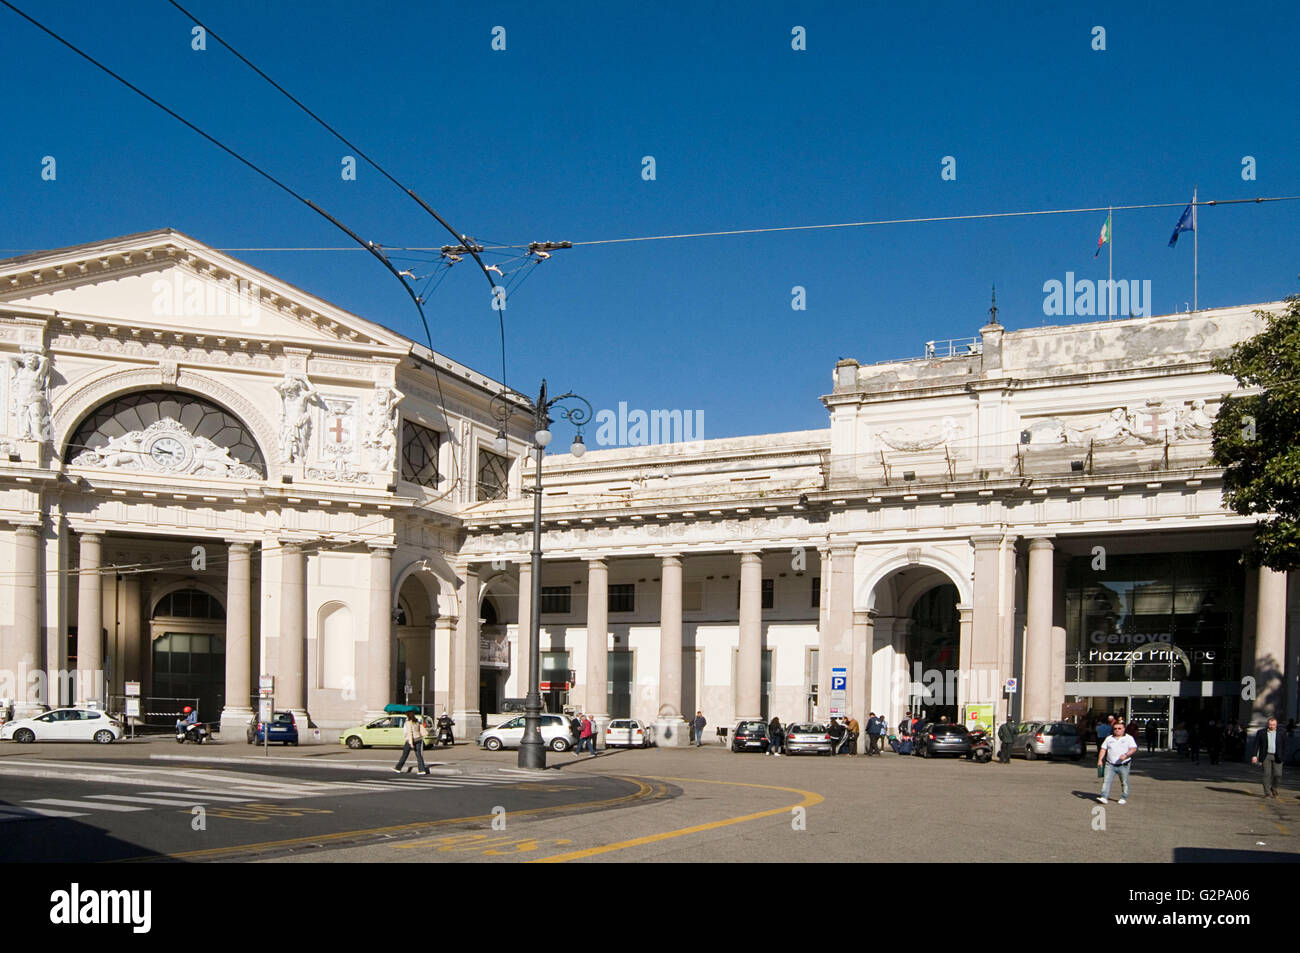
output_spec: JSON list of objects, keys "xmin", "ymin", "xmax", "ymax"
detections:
[
  {"xmin": 604, "ymin": 719, "xmax": 654, "ymax": 748},
  {"xmin": 477, "ymin": 714, "xmax": 577, "ymax": 752},
  {"xmin": 1, "ymin": 708, "xmax": 124, "ymax": 744}
]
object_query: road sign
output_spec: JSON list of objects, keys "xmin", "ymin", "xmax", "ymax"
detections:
[
  {"xmin": 830, "ymin": 667, "xmax": 847, "ymax": 717},
  {"xmin": 259, "ymin": 675, "xmax": 274, "ymax": 695},
  {"xmin": 1004, "ymin": 677, "xmax": 1018, "ymax": 694},
  {"xmin": 124, "ymin": 681, "xmax": 140, "ymax": 697},
  {"xmin": 258, "ymin": 697, "xmax": 273, "ymax": 722},
  {"xmin": 125, "ymin": 698, "xmax": 140, "ymax": 717}
]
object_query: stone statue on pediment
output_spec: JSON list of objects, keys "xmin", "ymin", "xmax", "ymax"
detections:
[
  {"xmin": 276, "ymin": 373, "xmax": 325, "ymax": 464},
  {"xmin": 1175, "ymin": 399, "xmax": 1216, "ymax": 440},
  {"xmin": 8, "ymin": 346, "xmax": 52, "ymax": 442},
  {"xmin": 362, "ymin": 386, "xmax": 400, "ymax": 472}
]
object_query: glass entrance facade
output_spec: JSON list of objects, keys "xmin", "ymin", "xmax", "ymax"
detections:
[{"xmin": 1064, "ymin": 551, "xmax": 1246, "ymax": 743}]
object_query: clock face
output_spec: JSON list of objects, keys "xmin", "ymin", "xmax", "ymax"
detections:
[{"xmin": 149, "ymin": 435, "xmax": 188, "ymax": 468}]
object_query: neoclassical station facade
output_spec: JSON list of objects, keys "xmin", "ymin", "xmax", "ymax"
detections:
[{"xmin": 0, "ymin": 229, "xmax": 1294, "ymax": 746}]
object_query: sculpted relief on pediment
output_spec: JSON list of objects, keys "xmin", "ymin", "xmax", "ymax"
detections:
[{"xmin": 1020, "ymin": 398, "xmax": 1218, "ymax": 449}]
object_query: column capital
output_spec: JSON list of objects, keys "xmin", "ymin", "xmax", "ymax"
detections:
[
  {"xmin": 655, "ymin": 552, "xmax": 684, "ymax": 562},
  {"xmin": 829, "ymin": 542, "xmax": 856, "ymax": 556},
  {"xmin": 1027, "ymin": 536, "xmax": 1055, "ymax": 551},
  {"xmin": 970, "ymin": 534, "xmax": 1006, "ymax": 551},
  {"xmin": 366, "ymin": 543, "xmax": 396, "ymax": 556},
  {"xmin": 853, "ymin": 608, "xmax": 877, "ymax": 623},
  {"xmin": 77, "ymin": 531, "xmax": 104, "ymax": 543},
  {"xmin": 11, "ymin": 522, "xmax": 42, "ymax": 538},
  {"xmin": 738, "ymin": 550, "xmax": 764, "ymax": 563},
  {"xmin": 586, "ymin": 556, "xmax": 609, "ymax": 568},
  {"xmin": 225, "ymin": 539, "xmax": 254, "ymax": 553}
]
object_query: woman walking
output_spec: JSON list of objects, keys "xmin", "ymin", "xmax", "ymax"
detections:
[
  {"xmin": 767, "ymin": 716, "xmax": 784, "ymax": 756},
  {"xmin": 394, "ymin": 712, "xmax": 430, "ymax": 774}
]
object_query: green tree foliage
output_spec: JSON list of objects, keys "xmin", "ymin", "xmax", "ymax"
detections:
[{"xmin": 1211, "ymin": 294, "xmax": 1300, "ymax": 570}]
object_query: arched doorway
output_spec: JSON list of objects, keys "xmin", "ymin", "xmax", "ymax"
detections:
[
  {"xmin": 150, "ymin": 588, "xmax": 226, "ymax": 722},
  {"xmin": 908, "ymin": 584, "xmax": 961, "ymax": 723}
]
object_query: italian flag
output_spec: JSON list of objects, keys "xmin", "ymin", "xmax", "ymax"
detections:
[{"xmin": 1093, "ymin": 212, "xmax": 1111, "ymax": 258}]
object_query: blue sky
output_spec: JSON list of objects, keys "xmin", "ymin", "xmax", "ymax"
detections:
[{"xmin": 3, "ymin": 1, "xmax": 1298, "ymax": 441}]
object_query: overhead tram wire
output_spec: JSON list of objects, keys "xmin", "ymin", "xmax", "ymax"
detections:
[
  {"xmin": 165, "ymin": 0, "xmax": 513, "ymax": 401},
  {"xmin": 0, "ymin": 0, "xmax": 477, "ymax": 502},
  {"xmin": 21, "ymin": 193, "xmax": 1288, "ymax": 256}
]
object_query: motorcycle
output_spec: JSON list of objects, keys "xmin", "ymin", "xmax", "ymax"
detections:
[
  {"xmin": 966, "ymin": 729, "xmax": 993, "ymax": 763},
  {"xmin": 435, "ymin": 716, "xmax": 455, "ymax": 747},
  {"xmin": 176, "ymin": 721, "xmax": 209, "ymax": 744}
]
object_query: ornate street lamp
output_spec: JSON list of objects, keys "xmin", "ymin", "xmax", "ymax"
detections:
[{"xmin": 493, "ymin": 380, "xmax": 591, "ymax": 769}]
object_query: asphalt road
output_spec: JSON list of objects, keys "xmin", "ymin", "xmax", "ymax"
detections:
[
  {"xmin": 2, "ymin": 737, "xmax": 1296, "ymax": 864},
  {"xmin": 0, "ymin": 747, "xmax": 658, "ymax": 862}
]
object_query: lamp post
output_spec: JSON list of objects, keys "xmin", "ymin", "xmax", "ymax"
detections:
[{"xmin": 493, "ymin": 380, "xmax": 591, "ymax": 769}]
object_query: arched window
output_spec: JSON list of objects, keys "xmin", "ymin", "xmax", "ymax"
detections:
[
  {"xmin": 69, "ymin": 390, "xmax": 266, "ymax": 474},
  {"xmin": 154, "ymin": 588, "xmax": 226, "ymax": 620}
]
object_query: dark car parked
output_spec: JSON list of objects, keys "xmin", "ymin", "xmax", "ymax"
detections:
[
  {"xmin": 247, "ymin": 711, "xmax": 298, "ymax": 745},
  {"xmin": 917, "ymin": 723, "xmax": 971, "ymax": 758},
  {"xmin": 731, "ymin": 720, "xmax": 770, "ymax": 753}
]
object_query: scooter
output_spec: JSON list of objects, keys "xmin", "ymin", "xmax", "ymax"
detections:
[
  {"xmin": 966, "ymin": 729, "xmax": 993, "ymax": 763},
  {"xmin": 435, "ymin": 716, "xmax": 455, "ymax": 747},
  {"xmin": 176, "ymin": 722, "xmax": 209, "ymax": 744}
]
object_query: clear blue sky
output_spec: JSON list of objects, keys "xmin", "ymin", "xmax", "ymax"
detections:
[{"xmin": 3, "ymin": 1, "xmax": 1297, "ymax": 441}]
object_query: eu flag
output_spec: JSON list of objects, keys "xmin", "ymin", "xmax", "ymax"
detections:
[{"xmin": 1168, "ymin": 197, "xmax": 1196, "ymax": 247}]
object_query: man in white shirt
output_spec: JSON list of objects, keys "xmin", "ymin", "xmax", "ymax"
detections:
[{"xmin": 1098, "ymin": 721, "xmax": 1138, "ymax": 805}]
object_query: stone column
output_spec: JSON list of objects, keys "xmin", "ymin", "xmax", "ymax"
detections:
[
  {"xmin": 453, "ymin": 566, "xmax": 481, "ymax": 732},
  {"xmin": 366, "ymin": 546, "xmax": 394, "ymax": 718},
  {"xmin": 121, "ymin": 576, "xmax": 142, "ymax": 685},
  {"xmin": 516, "ymin": 561, "xmax": 532, "ymax": 698},
  {"xmin": 76, "ymin": 533, "xmax": 104, "ymax": 707},
  {"xmin": 432, "ymin": 616, "xmax": 454, "ymax": 715},
  {"xmin": 736, "ymin": 551, "xmax": 764, "ymax": 721},
  {"xmin": 278, "ymin": 541, "xmax": 307, "ymax": 720},
  {"xmin": 955, "ymin": 604, "xmax": 975, "ymax": 709},
  {"xmin": 851, "ymin": 609, "xmax": 874, "ymax": 752},
  {"xmin": 12, "ymin": 524, "xmax": 42, "ymax": 717},
  {"xmin": 220, "ymin": 541, "xmax": 254, "ymax": 736},
  {"xmin": 1253, "ymin": 567, "xmax": 1288, "ymax": 726},
  {"xmin": 657, "ymin": 553, "xmax": 691, "ymax": 745},
  {"xmin": 585, "ymin": 558, "xmax": 609, "ymax": 722},
  {"xmin": 1024, "ymin": 537, "xmax": 1055, "ymax": 722},
  {"xmin": 820, "ymin": 546, "xmax": 854, "ymax": 722},
  {"xmin": 972, "ymin": 535, "xmax": 1009, "ymax": 723}
]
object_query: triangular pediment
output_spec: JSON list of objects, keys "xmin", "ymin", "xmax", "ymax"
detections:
[{"xmin": 0, "ymin": 229, "xmax": 411, "ymax": 351}]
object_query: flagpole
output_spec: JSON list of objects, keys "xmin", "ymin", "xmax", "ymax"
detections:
[
  {"xmin": 1108, "ymin": 206, "xmax": 1113, "ymax": 289},
  {"xmin": 1193, "ymin": 186, "xmax": 1198, "ymax": 311}
]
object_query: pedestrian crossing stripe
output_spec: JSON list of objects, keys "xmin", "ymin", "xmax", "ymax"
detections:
[{"xmin": 5, "ymin": 773, "xmax": 524, "ymax": 822}]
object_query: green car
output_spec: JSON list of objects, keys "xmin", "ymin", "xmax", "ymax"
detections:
[{"xmin": 340, "ymin": 714, "xmax": 436, "ymax": 749}]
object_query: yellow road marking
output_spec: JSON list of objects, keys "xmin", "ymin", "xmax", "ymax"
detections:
[
  {"xmin": 530, "ymin": 775, "xmax": 823, "ymax": 863},
  {"xmin": 116, "ymin": 777, "xmax": 655, "ymax": 862}
]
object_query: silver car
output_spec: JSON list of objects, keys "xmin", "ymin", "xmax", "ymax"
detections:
[
  {"xmin": 1012, "ymin": 721, "xmax": 1084, "ymax": 760},
  {"xmin": 477, "ymin": 713, "xmax": 578, "ymax": 752},
  {"xmin": 783, "ymin": 723, "xmax": 834, "ymax": 755}
]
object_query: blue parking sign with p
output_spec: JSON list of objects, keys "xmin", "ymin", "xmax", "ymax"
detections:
[{"xmin": 831, "ymin": 675, "xmax": 847, "ymax": 691}]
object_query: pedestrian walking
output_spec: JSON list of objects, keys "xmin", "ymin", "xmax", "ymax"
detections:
[
  {"xmin": 1252, "ymin": 717, "xmax": 1288, "ymax": 798},
  {"xmin": 693, "ymin": 710, "xmax": 707, "ymax": 747},
  {"xmin": 878, "ymin": 715, "xmax": 888, "ymax": 751},
  {"xmin": 997, "ymin": 717, "xmax": 1016, "ymax": 763},
  {"xmin": 1144, "ymin": 720, "xmax": 1158, "ymax": 754},
  {"xmin": 1097, "ymin": 721, "xmax": 1137, "ymax": 804},
  {"xmin": 1173, "ymin": 723, "xmax": 1189, "ymax": 759},
  {"xmin": 394, "ymin": 712, "xmax": 430, "ymax": 774},
  {"xmin": 767, "ymin": 716, "xmax": 784, "ymax": 756},
  {"xmin": 577, "ymin": 713, "xmax": 596, "ymax": 755},
  {"xmin": 844, "ymin": 714, "xmax": 860, "ymax": 755},
  {"xmin": 866, "ymin": 713, "xmax": 882, "ymax": 755}
]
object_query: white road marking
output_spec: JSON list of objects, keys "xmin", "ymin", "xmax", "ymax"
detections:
[{"xmin": 25, "ymin": 798, "xmax": 148, "ymax": 812}]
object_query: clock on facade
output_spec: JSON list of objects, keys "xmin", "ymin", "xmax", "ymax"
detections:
[{"xmin": 147, "ymin": 434, "xmax": 191, "ymax": 469}]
